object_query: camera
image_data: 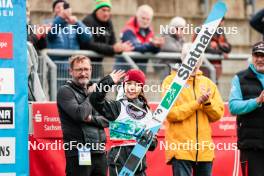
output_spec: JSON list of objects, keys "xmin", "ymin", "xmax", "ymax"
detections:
[{"xmin": 63, "ymin": 2, "xmax": 70, "ymax": 10}]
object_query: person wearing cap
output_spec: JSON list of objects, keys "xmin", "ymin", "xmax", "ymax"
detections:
[
  {"xmin": 90, "ymin": 69, "xmax": 158, "ymax": 176},
  {"xmin": 114, "ymin": 4, "xmax": 164, "ymax": 72},
  {"xmin": 162, "ymin": 43, "xmax": 224, "ymax": 176},
  {"xmin": 161, "ymin": 16, "xmax": 186, "ymax": 52},
  {"xmin": 81, "ymin": 0, "xmax": 133, "ymax": 80},
  {"xmin": 229, "ymin": 41, "xmax": 264, "ymax": 176}
]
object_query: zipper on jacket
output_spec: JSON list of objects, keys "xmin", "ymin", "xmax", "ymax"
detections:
[
  {"xmin": 114, "ymin": 146, "xmax": 122, "ymax": 163},
  {"xmin": 98, "ymin": 128, "xmax": 101, "ymax": 146},
  {"xmin": 193, "ymin": 77, "xmax": 199, "ymax": 166},
  {"xmin": 96, "ymin": 115, "xmax": 102, "ymax": 150}
]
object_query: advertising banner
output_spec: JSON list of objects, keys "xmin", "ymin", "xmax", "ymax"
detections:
[
  {"xmin": 211, "ymin": 103, "xmax": 237, "ymax": 137},
  {"xmin": 0, "ymin": 0, "xmax": 28, "ymax": 175},
  {"xmin": 32, "ymin": 102, "xmax": 63, "ymax": 139}
]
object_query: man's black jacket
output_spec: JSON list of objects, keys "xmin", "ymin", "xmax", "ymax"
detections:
[
  {"xmin": 57, "ymin": 80, "xmax": 109, "ymax": 157},
  {"xmin": 80, "ymin": 11, "xmax": 117, "ymax": 61}
]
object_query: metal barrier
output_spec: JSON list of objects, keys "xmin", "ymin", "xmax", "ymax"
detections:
[
  {"xmin": 39, "ymin": 51, "xmax": 57, "ymax": 100},
  {"xmin": 40, "ymin": 49, "xmax": 250, "ymax": 101}
]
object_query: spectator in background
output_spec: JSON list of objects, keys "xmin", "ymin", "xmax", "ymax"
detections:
[
  {"xmin": 162, "ymin": 43, "xmax": 224, "ymax": 176},
  {"xmin": 47, "ymin": 1, "xmax": 92, "ymax": 60},
  {"xmin": 159, "ymin": 16, "xmax": 186, "ymax": 79},
  {"xmin": 26, "ymin": 1, "xmax": 48, "ymax": 51},
  {"xmin": 205, "ymin": 18, "xmax": 231, "ymax": 59},
  {"xmin": 161, "ymin": 16, "xmax": 186, "ymax": 52},
  {"xmin": 81, "ymin": 0, "xmax": 133, "ymax": 80},
  {"xmin": 27, "ymin": 0, "xmax": 67, "ymax": 51},
  {"xmin": 46, "ymin": 1, "xmax": 92, "ymax": 87},
  {"xmin": 250, "ymin": 8, "xmax": 264, "ymax": 40},
  {"xmin": 27, "ymin": 42, "xmax": 47, "ymax": 101},
  {"xmin": 115, "ymin": 4, "xmax": 164, "ymax": 72},
  {"xmin": 41, "ymin": 0, "xmax": 66, "ymax": 24},
  {"xmin": 52, "ymin": 0, "xmax": 65, "ymax": 16},
  {"xmin": 26, "ymin": 1, "xmax": 47, "ymax": 101},
  {"xmin": 229, "ymin": 41, "xmax": 264, "ymax": 176},
  {"xmin": 193, "ymin": 18, "xmax": 231, "ymax": 59}
]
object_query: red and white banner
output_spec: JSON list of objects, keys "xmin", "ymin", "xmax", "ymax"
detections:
[
  {"xmin": 29, "ymin": 102, "xmax": 242, "ymax": 176},
  {"xmin": 211, "ymin": 103, "xmax": 237, "ymax": 137},
  {"xmin": 32, "ymin": 102, "xmax": 62, "ymax": 138},
  {"xmin": 0, "ymin": 33, "xmax": 13, "ymax": 59}
]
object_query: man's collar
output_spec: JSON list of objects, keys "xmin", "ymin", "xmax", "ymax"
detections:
[{"xmin": 250, "ymin": 64, "xmax": 264, "ymax": 76}]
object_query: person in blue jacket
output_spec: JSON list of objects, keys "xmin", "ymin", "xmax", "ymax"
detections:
[
  {"xmin": 250, "ymin": 8, "xmax": 264, "ymax": 40},
  {"xmin": 229, "ymin": 41, "xmax": 264, "ymax": 176},
  {"xmin": 47, "ymin": 2, "xmax": 91, "ymax": 60}
]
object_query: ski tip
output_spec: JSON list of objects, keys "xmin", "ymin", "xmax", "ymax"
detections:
[
  {"xmin": 215, "ymin": 0, "xmax": 227, "ymax": 12},
  {"xmin": 204, "ymin": 1, "xmax": 227, "ymax": 24}
]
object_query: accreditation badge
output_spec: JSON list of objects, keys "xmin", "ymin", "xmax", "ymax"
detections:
[{"xmin": 78, "ymin": 147, "xmax": 91, "ymax": 165}]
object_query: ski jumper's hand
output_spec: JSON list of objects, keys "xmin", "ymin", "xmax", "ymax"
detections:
[
  {"xmin": 138, "ymin": 129, "xmax": 154, "ymax": 144},
  {"xmin": 110, "ymin": 70, "xmax": 126, "ymax": 84}
]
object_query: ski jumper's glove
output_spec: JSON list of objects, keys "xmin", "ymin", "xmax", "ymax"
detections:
[
  {"xmin": 137, "ymin": 129, "xmax": 158, "ymax": 151},
  {"xmin": 148, "ymin": 136, "xmax": 158, "ymax": 151},
  {"xmin": 139, "ymin": 129, "xmax": 153, "ymax": 143}
]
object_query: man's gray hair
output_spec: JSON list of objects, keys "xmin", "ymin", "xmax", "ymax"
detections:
[{"xmin": 136, "ymin": 4, "xmax": 154, "ymax": 18}]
